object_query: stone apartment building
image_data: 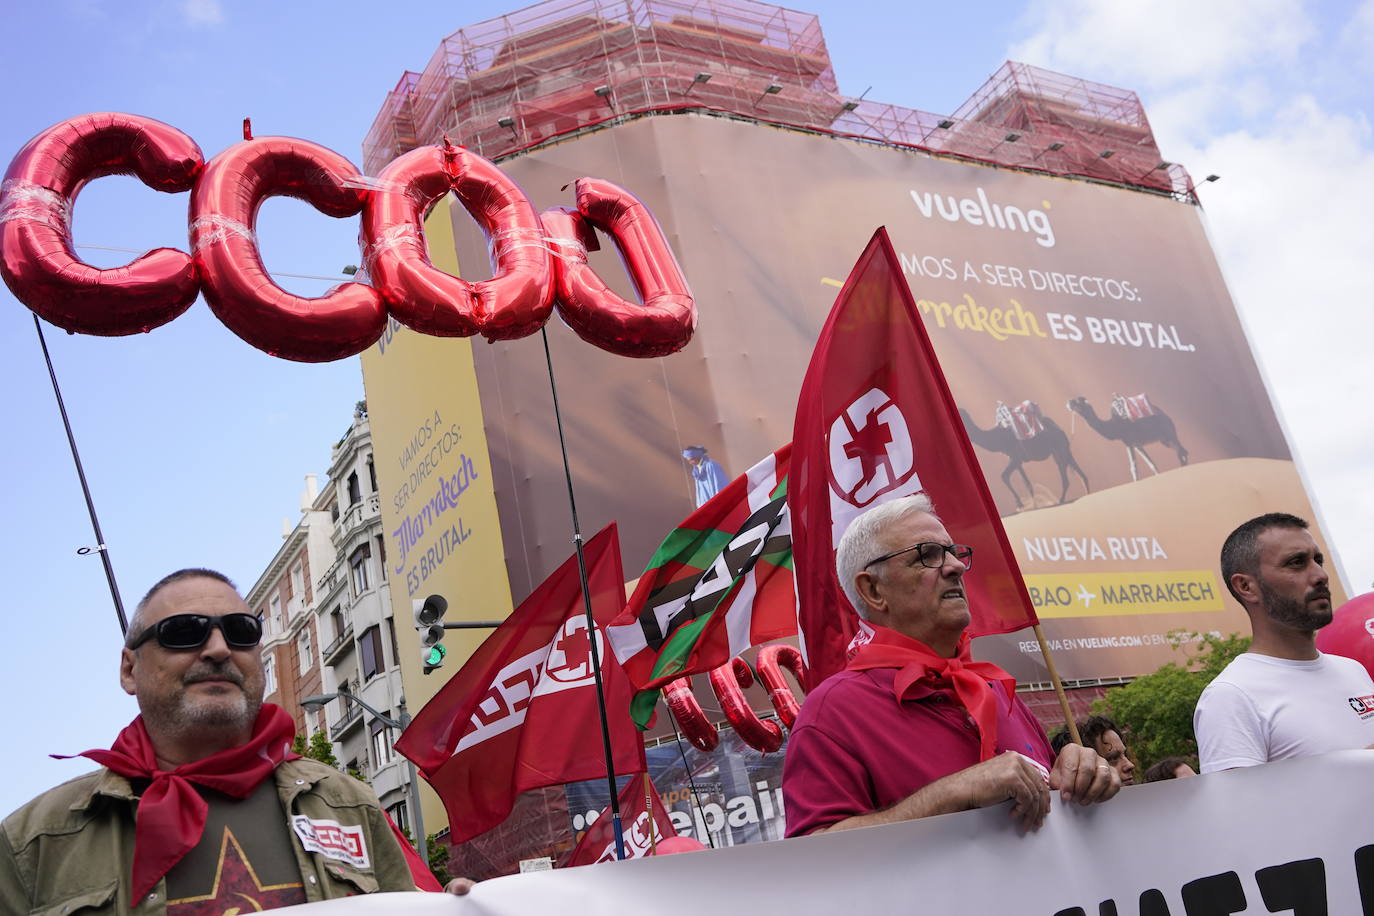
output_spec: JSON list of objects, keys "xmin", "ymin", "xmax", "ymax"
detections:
[{"xmin": 252, "ymin": 404, "xmax": 416, "ymax": 832}]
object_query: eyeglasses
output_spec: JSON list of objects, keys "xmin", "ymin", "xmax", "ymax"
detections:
[
  {"xmin": 128, "ymin": 613, "xmax": 265, "ymax": 651},
  {"xmin": 863, "ymin": 542, "xmax": 974, "ymax": 571}
]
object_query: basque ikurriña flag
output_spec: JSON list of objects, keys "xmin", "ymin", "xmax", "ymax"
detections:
[
  {"xmin": 394, "ymin": 523, "xmax": 645, "ymax": 843},
  {"xmin": 561, "ymin": 775, "xmax": 678, "ymax": 867},
  {"xmin": 607, "ymin": 445, "xmax": 796, "ymax": 727},
  {"xmin": 789, "ymin": 228, "xmax": 1038, "ymax": 690}
]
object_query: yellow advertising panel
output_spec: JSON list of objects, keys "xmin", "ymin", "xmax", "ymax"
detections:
[{"xmin": 359, "ymin": 197, "xmax": 514, "ymax": 833}]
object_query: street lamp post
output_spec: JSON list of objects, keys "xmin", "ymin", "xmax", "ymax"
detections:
[{"xmin": 301, "ymin": 692, "xmax": 428, "ymax": 865}]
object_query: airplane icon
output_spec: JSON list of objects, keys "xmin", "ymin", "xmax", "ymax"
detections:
[{"xmin": 1076, "ymin": 584, "xmax": 1097, "ymax": 609}]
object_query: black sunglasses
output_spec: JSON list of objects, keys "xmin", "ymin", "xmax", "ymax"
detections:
[
  {"xmin": 864, "ymin": 541, "xmax": 974, "ymax": 571},
  {"xmin": 128, "ymin": 613, "xmax": 265, "ymax": 651}
]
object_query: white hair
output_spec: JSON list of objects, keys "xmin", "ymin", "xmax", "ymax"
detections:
[{"xmin": 834, "ymin": 494, "xmax": 938, "ymax": 620}]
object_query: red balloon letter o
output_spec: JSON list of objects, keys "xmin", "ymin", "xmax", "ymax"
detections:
[
  {"xmin": 710, "ymin": 658, "xmax": 783, "ymax": 753},
  {"xmin": 541, "ymin": 177, "xmax": 695, "ymax": 358},
  {"xmin": 663, "ymin": 676, "xmax": 719, "ymax": 753},
  {"xmin": 190, "ymin": 138, "xmax": 386, "ymax": 363},
  {"xmin": 362, "ymin": 143, "xmax": 553, "ymax": 341},
  {"xmin": 755, "ymin": 644, "xmax": 807, "ymax": 730},
  {"xmin": 0, "ymin": 113, "xmax": 203, "ymax": 335}
]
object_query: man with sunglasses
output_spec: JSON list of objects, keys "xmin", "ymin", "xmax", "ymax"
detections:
[
  {"xmin": 0, "ymin": 569, "xmax": 434, "ymax": 913},
  {"xmin": 783, "ymin": 495, "xmax": 1120, "ymax": 838}
]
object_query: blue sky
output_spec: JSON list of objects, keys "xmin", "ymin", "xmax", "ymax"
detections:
[{"xmin": 2, "ymin": 0, "xmax": 1370, "ymax": 814}]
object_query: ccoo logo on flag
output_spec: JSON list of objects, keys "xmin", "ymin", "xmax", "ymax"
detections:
[{"xmin": 827, "ymin": 387, "xmax": 919, "ymax": 507}]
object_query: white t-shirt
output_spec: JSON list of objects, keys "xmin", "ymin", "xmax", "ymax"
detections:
[{"xmin": 1194, "ymin": 652, "xmax": 1374, "ymax": 773}]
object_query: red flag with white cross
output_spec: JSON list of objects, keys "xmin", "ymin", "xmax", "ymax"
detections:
[
  {"xmin": 395, "ymin": 523, "xmax": 645, "ymax": 843},
  {"xmin": 788, "ymin": 228, "xmax": 1038, "ymax": 689}
]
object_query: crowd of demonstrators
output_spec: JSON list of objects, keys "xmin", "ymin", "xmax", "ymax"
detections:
[
  {"xmin": 1194, "ymin": 513, "xmax": 1374, "ymax": 772},
  {"xmin": 782, "ymin": 495, "xmax": 1120, "ymax": 838},
  {"xmin": 0, "ymin": 569, "xmax": 471, "ymax": 913},
  {"xmin": 1050, "ymin": 716, "xmax": 1136, "ymax": 786}
]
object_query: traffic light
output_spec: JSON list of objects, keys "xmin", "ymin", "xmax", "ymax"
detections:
[{"xmin": 413, "ymin": 594, "xmax": 448, "ymax": 674}]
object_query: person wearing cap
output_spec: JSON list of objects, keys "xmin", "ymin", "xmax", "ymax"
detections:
[
  {"xmin": 0, "ymin": 568, "xmax": 465, "ymax": 913},
  {"xmin": 782, "ymin": 495, "xmax": 1121, "ymax": 837}
]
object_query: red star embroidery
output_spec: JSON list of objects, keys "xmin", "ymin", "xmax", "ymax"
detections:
[
  {"xmin": 167, "ymin": 828, "xmax": 306, "ymax": 914},
  {"xmin": 843, "ymin": 407, "xmax": 894, "ymax": 487}
]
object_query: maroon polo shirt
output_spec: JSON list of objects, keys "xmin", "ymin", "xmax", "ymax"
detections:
[{"xmin": 782, "ymin": 668, "xmax": 1054, "ymax": 837}]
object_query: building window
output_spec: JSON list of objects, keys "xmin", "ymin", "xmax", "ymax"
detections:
[
  {"xmin": 264, "ymin": 655, "xmax": 277, "ymax": 697},
  {"xmin": 367, "ymin": 457, "xmax": 378, "ymax": 493},
  {"xmin": 350, "ymin": 545, "xmax": 372, "ymax": 597},
  {"xmin": 290, "ymin": 561, "xmax": 305, "ymax": 601},
  {"xmin": 331, "ymin": 607, "xmax": 346, "ymax": 642},
  {"xmin": 298, "ymin": 628, "xmax": 313, "ymax": 673},
  {"xmin": 388, "ymin": 801, "xmax": 409, "ymax": 834},
  {"xmin": 375, "ymin": 535, "xmax": 387, "ymax": 580},
  {"xmin": 269, "ymin": 594, "xmax": 282, "ymax": 635},
  {"xmin": 347, "ymin": 471, "xmax": 361, "ymax": 505},
  {"xmin": 370, "ymin": 718, "xmax": 395, "ymax": 767},
  {"xmin": 304, "ymin": 706, "xmax": 319, "ymax": 739},
  {"xmin": 360, "ymin": 625, "xmax": 385, "ymax": 681}
]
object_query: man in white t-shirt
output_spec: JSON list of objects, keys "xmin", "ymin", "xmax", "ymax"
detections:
[{"xmin": 1194, "ymin": 513, "xmax": 1374, "ymax": 773}]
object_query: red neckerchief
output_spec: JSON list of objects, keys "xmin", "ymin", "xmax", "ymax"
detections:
[
  {"xmin": 57, "ymin": 704, "xmax": 298, "ymax": 901},
  {"xmin": 845, "ymin": 625, "xmax": 1016, "ymax": 762}
]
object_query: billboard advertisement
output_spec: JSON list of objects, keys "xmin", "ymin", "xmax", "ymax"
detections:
[
  {"xmin": 359, "ymin": 201, "xmax": 516, "ymax": 832},
  {"xmin": 435, "ymin": 113, "xmax": 1338, "ymax": 683}
]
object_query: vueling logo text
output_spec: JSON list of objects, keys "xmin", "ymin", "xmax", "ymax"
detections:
[{"xmin": 910, "ymin": 187, "xmax": 1056, "ymax": 248}]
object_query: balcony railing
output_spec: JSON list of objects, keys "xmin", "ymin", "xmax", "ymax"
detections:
[
  {"xmin": 322, "ymin": 624, "xmax": 354, "ymax": 664},
  {"xmin": 336, "ymin": 493, "xmax": 381, "ymax": 541}
]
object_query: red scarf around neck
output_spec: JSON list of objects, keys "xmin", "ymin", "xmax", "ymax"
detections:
[
  {"xmin": 58, "ymin": 704, "xmax": 298, "ymax": 901},
  {"xmin": 846, "ymin": 625, "xmax": 1017, "ymax": 762}
]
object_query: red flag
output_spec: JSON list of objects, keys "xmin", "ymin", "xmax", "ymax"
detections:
[
  {"xmin": 789, "ymin": 228, "xmax": 1038, "ymax": 688},
  {"xmin": 395, "ymin": 523, "xmax": 646, "ymax": 843},
  {"xmin": 561, "ymin": 774, "xmax": 678, "ymax": 866}
]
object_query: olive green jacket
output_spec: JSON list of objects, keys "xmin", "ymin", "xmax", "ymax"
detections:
[{"xmin": 0, "ymin": 757, "xmax": 417, "ymax": 914}]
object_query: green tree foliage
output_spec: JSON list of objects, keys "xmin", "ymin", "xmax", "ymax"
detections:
[
  {"xmin": 292, "ymin": 730, "xmax": 341, "ymax": 769},
  {"xmin": 396, "ymin": 824, "xmax": 452, "ymax": 887},
  {"xmin": 1093, "ymin": 631, "xmax": 1250, "ymax": 771}
]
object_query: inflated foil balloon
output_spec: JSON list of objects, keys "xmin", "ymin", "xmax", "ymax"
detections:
[
  {"xmin": 190, "ymin": 137, "xmax": 386, "ymax": 362},
  {"xmin": 362, "ymin": 142, "xmax": 553, "ymax": 341},
  {"xmin": 662, "ymin": 676, "xmax": 719, "ymax": 752},
  {"xmin": 755, "ymin": 644, "xmax": 807, "ymax": 729},
  {"xmin": 540, "ymin": 177, "xmax": 695, "ymax": 358},
  {"xmin": 0, "ymin": 113, "xmax": 203, "ymax": 335},
  {"xmin": 710, "ymin": 658, "xmax": 783, "ymax": 753}
]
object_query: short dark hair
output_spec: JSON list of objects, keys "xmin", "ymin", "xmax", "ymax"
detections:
[
  {"xmin": 125, "ymin": 568, "xmax": 238, "ymax": 649},
  {"xmin": 1050, "ymin": 714, "xmax": 1122, "ymax": 755},
  {"xmin": 1144, "ymin": 756, "xmax": 1193, "ymax": 782},
  {"xmin": 1219, "ymin": 513, "xmax": 1309, "ymax": 602}
]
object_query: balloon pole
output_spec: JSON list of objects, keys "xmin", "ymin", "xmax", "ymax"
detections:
[
  {"xmin": 540, "ymin": 327, "xmax": 627, "ymax": 861},
  {"xmin": 33, "ymin": 315, "xmax": 129, "ymax": 635}
]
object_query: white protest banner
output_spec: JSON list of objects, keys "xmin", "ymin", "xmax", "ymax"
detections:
[{"xmin": 278, "ymin": 751, "xmax": 1374, "ymax": 914}]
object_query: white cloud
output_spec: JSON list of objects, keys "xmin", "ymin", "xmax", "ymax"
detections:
[
  {"xmin": 1010, "ymin": 1, "xmax": 1374, "ymax": 593},
  {"xmin": 181, "ymin": 0, "xmax": 224, "ymax": 27},
  {"xmin": 1010, "ymin": 0, "xmax": 1314, "ymax": 91}
]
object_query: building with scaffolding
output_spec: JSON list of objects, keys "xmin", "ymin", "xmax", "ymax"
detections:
[
  {"xmin": 363, "ymin": 0, "xmax": 1191, "ymax": 197},
  {"xmin": 352, "ymin": 0, "xmax": 1320, "ymax": 880}
]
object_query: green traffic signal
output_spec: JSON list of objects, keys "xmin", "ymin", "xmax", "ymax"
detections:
[{"xmin": 425, "ymin": 644, "xmax": 447, "ymax": 666}]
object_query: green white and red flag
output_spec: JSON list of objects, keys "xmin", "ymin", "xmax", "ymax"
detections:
[{"xmin": 607, "ymin": 444, "xmax": 796, "ymax": 727}]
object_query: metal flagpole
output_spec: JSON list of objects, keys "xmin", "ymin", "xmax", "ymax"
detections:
[
  {"xmin": 666, "ymin": 709, "xmax": 716, "ymax": 848},
  {"xmin": 33, "ymin": 315, "xmax": 129, "ymax": 634},
  {"xmin": 539, "ymin": 327, "xmax": 627, "ymax": 861}
]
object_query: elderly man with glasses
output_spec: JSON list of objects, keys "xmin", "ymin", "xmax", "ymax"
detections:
[
  {"xmin": 0, "ymin": 568, "xmax": 449, "ymax": 914},
  {"xmin": 782, "ymin": 496, "xmax": 1120, "ymax": 838}
]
